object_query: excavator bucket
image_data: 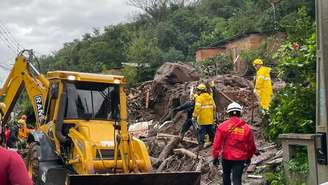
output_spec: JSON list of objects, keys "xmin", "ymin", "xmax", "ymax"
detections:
[{"xmin": 67, "ymin": 171, "xmax": 201, "ymax": 185}]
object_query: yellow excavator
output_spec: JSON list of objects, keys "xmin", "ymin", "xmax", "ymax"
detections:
[{"xmin": 0, "ymin": 50, "xmax": 200, "ymax": 185}]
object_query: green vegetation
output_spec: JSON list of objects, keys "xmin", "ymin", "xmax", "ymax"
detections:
[
  {"xmin": 266, "ymin": 164, "xmax": 286, "ymax": 185},
  {"xmin": 38, "ymin": 0, "xmax": 314, "ymax": 85},
  {"xmin": 195, "ymin": 54, "xmax": 232, "ymax": 77},
  {"xmin": 265, "ymin": 8, "xmax": 315, "ymax": 184},
  {"xmin": 266, "ymin": 8, "xmax": 316, "ymax": 141}
]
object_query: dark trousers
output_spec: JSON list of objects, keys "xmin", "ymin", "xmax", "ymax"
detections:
[
  {"xmin": 222, "ymin": 159, "xmax": 245, "ymax": 185},
  {"xmin": 180, "ymin": 119, "xmax": 199, "ymax": 142},
  {"xmin": 180, "ymin": 119, "xmax": 193, "ymax": 134},
  {"xmin": 198, "ymin": 125, "xmax": 215, "ymax": 145}
]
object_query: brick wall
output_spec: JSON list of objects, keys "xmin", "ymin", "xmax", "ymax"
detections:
[{"xmin": 195, "ymin": 48, "xmax": 226, "ymax": 62}]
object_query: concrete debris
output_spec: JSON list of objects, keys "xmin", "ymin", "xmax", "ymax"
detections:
[
  {"xmin": 128, "ymin": 120, "xmax": 153, "ymax": 138},
  {"xmin": 126, "ymin": 63, "xmax": 283, "ymax": 184}
]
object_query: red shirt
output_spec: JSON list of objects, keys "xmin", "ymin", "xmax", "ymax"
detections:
[
  {"xmin": 5, "ymin": 129, "xmax": 10, "ymax": 145},
  {"xmin": 212, "ymin": 116, "xmax": 256, "ymax": 160},
  {"xmin": 0, "ymin": 147, "xmax": 33, "ymax": 185}
]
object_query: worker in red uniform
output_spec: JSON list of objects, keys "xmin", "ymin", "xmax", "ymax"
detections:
[
  {"xmin": 0, "ymin": 146, "xmax": 33, "ymax": 185},
  {"xmin": 4, "ymin": 125, "xmax": 10, "ymax": 146},
  {"xmin": 212, "ymin": 102, "xmax": 256, "ymax": 185}
]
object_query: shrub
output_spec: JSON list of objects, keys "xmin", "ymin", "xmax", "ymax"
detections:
[{"xmin": 195, "ymin": 54, "xmax": 233, "ymax": 77}]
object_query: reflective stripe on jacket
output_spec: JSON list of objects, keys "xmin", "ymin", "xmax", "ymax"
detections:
[
  {"xmin": 192, "ymin": 93, "xmax": 216, "ymax": 125},
  {"xmin": 212, "ymin": 117, "xmax": 256, "ymax": 160},
  {"xmin": 255, "ymin": 66, "xmax": 273, "ymax": 110}
]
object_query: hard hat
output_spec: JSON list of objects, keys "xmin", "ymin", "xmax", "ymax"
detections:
[
  {"xmin": 253, "ymin": 58, "xmax": 263, "ymax": 66},
  {"xmin": 197, "ymin": 83, "xmax": 206, "ymax": 91},
  {"xmin": 209, "ymin": 81, "xmax": 215, "ymax": 88},
  {"xmin": 227, "ymin": 102, "xmax": 243, "ymax": 113}
]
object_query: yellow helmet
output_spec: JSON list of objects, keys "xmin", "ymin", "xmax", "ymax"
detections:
[
  {"xmin": 253, "ymin": 58, "xmax": 263, "ymax": 66},
  {"xmin": 209, "ymin": 81, "xmax": 215, "ymax": 88},
  {"xmin": 197, "ymin": 83, "xmax": 206, "ymax": 91}
]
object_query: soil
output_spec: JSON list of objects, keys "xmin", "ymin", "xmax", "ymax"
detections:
[{"xmin": 127, "ymin": 62, "xmax": 281, "ymax": 185}]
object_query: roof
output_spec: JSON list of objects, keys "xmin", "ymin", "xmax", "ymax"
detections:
[
  {"xmin": 197, "ymin": 32, "xmax": 263, "ymax": 50},
  {"xmin": 46, "ymin": 71, "xmax": 126, "ymax": 84}
]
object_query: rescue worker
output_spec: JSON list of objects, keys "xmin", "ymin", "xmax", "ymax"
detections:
[
  {"xmin": 0, "ymin": 146, "xmax": 33, "ymax": 185},
  {"xmin": 253, "ymin": 58, "xmax": 273, "ymax": 110},
  {"xmin": 4, "ymin": 125, "xmax": 10, "ymax": 146},
  {"xmin": 18, "ymin": 114, "xmax": 29, "ymax": 140},
  {"xmin": 212, "ymin": 102, "xmax": 256, "ymax": 185},
  {"xmin": 173, "ymin": 94, "xmax": 198, "ymax": 140},
  {"xmin": 7, "ymin": 125, "xmax": 19, "ymax": 149},
  {"xmin": 192, "ymin": 83, "xmax": 216, "ymax": 149}
]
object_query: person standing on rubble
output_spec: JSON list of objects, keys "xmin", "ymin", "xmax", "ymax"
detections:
[
  {"xmin": 192, "ymin": 83, "xmax": 216, "ymax": 149},
  {"xmin": 253, "ymin": 58, "xmax": 273, "ymax": 110},
  {"xmin": 212, "ymin": 102, "xmax": 256, "ymax": 185},
  {"xmin": 18, "ymin": 114, "xmax": 29, "ymax": 140},
  {"xmin": 173, "ymin": 93, "xmax": 199, "ymax": 140}
]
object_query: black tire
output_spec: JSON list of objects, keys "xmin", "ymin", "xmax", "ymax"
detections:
[{"xmin": 27, "ymin": 142, "xmax": 41, "ymax": 185}]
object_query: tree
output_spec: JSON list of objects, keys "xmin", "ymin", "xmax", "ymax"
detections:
[
  {"xmin": 267, "ymin": 20, "xmax": 316, "ymax": 141},
  {"xmin": 198, "ymin": 0, "xmax": 245, "ymax": 18},
  {"xmin": 127, "ymin": 0, "xmax": 170, "ymax": 21},
  {"xmin": 128, "ymin": 0, "xmax": 198, "ymax": 21},
  {"xmin": 279, "ymin": 7, "xmax": 314, "ymax": 43},
  {"xmin": 127, "ymin": 32, "xmax": 161, "ymax": 82},
  {"xmin": 160, "ymin": 47, "xmax": 185, "ymax": 62}
]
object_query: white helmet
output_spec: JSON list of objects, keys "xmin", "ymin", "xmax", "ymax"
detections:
[{"xmin": 227, "ymin": 102, "xmax": 243, "ymax": 113}]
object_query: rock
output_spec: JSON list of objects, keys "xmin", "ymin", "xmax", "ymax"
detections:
[{"xmin": 153, "ymin": 62, "xmax": 199, "ymax": 85}]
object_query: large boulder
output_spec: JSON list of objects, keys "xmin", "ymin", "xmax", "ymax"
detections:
[
  {"xmin": 153, "ymin": 62, "xmax": 199, "ymax": 85},
  {"xmin": 150, "ymin": 63, "xmax": 199, "ymax": 117}
]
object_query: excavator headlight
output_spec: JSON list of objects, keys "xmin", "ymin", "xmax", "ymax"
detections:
[
  {"xmin": 113, "ymin": 79, "xmax": 121, "ymax": 84},
  {"xmin": 67, "ymin": 75, "xmax": 76, "ymax": 81}
]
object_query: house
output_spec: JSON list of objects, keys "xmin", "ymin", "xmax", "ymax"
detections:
[{"xmin": 195, "ymin": 32, "xmax": 286, "ymax": 75}]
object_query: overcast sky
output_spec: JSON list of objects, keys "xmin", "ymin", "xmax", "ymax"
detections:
[{"xmin": 0, "ymin": 0, "xmax": 139, "ymax": 84}]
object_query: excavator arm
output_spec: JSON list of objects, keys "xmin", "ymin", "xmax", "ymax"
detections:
[{"xmin": 0, "ymin": 50, "xmax": 49, "ymax": 127}]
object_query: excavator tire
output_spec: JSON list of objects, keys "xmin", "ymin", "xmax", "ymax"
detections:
[{"xmin": 27, "ymin": 142, "xmax": 41, "ymax": 185}]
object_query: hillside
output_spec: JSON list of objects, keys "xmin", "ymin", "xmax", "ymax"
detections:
[{"xmin": 38, "ymin": 0, "xmax": 315, "ymax": 85}]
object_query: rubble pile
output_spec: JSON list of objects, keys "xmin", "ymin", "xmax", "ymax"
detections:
[{"xmin": 127, "ymin": 62, "xmax": 281, "ymax": 184}]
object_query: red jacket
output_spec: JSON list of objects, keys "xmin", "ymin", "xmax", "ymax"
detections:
[
  {"xmin": 5, "ymin": 129, "xmax": 10, "ymax": 145},
  {"xmin": 212, "ymin": 116, "xmax": 256, "ymax": 160},
  {"xmin": 0, "ymin": 147, "xmax": 33, "ymax": 185}
]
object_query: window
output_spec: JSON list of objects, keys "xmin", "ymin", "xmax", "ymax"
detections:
[{"xmin": 64, "ymin": 82, "xmax": 120, "ymax": 121}]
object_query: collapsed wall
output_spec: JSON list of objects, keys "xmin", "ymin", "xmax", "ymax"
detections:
[
  {"xmin": 126, "ymin": 62, "xmax": 279, "ymax": 185},
  {"xmin": 127, "ymin": 62, "xmax": 262, "ymax": 133}
]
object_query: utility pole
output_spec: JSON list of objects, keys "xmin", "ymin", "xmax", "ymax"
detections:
[
  {"xmin": 266, "ymin": 0, "xmax": 280, "ymax": 31},
  {"xmin": 316, "ymin": 0, "xmax": 328, "ymax": 183}
]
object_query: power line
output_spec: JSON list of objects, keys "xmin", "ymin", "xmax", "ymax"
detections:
[
  {"xmin": 1, "ymin": 23, "xmax": 23, "ymax": 49},
  {"xmin": 0, "ymin": 28, "xmax": 18, "ymax": 52},
  {"xmin": 0, "ymin": 33, "xmax": 17, "ymax": 55},
  {"xmin": 0, "ymin": 20, "xmax": 24, "ymax": 53},
  {"xmin": 0, "ymin": 26, "xmax": 20, "ymax": 52},
  {"xmin": 0, "ymin": 21, "xmax": 23, "ymax": 51}
]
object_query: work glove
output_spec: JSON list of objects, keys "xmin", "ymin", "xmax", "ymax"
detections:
[
  {"xmin": 245, "ymin": 159, "xmax": 251, "ymax": 166},
  {"xmin": 212, "ymin": 158, "xmax": 220, "ymax": 167},
  {"xmin": 191, "ymin": 118, "xmax": 199, "ymax": 130}
]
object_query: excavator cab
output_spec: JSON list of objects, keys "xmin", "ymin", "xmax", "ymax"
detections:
[{"xmin": 0, "ymin": 51, "xmax": 201, "ymax": 185}]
